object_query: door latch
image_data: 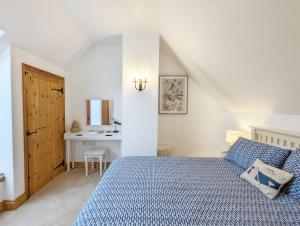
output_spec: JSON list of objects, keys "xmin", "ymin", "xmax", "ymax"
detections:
[
  {"xmin": 52, "ymin": 88, "xmax": 64, "ymax": 94},
  {"xmin": 26, "ymin": 130, "xmax": 38, "ymax": 136}
]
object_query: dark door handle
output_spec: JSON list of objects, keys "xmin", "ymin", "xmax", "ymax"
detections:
[{"xmin": 26, "ymin": 130, "xmax": 38, "ymax": 136}]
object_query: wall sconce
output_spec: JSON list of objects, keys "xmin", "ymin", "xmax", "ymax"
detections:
[{"xmin": 133, "ymin": 78, "xmax": 148, "ymax": 91}]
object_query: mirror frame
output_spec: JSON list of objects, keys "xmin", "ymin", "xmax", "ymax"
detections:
[{"xmin": 86, "ymin": 99, "xmax": 112, "ymax": 126}]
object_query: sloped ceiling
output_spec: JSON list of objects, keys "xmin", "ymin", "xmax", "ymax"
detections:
[
  {"xmin": 0, "ymin": 0, "xmax": 299, "ymax": 114},
  {"xmin": 159, "ymin": 0, "xmax": 300, "ymax": 115},
  {"xmin": 0, "ymin": 0, "xmax": 88, "ymax": 67}
]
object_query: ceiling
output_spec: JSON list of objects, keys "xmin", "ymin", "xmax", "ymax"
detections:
[{"xmin": 0, "ymin": 0, "xmax": 299, "ymax": 114}]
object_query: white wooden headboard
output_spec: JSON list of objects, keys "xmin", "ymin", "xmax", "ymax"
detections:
[{"xmin": 251, "ymin": 126, "xmax": 300, "ymax": 150}]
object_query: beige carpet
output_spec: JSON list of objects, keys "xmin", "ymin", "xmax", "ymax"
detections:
[{"xmin": 0, "ymin": 169, "xmax": 100, "ymax": 226}]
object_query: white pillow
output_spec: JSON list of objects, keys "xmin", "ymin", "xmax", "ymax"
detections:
[{"xmin": 240, "ymin": 159, "xmax": 293, "ymax": 199}]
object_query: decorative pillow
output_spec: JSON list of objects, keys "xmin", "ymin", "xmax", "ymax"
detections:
[
  {"xmin": 282, "ymin": 150, "xmax": 300, "ymax": 201},
  {"xmin": 241, "ymin": 159, "xmax": 293, "ymax": 199},
  {"xmin": 260, "ymin": 149, "xmax": 291, "ymax": 169},
  {"xmin": 225, "ymin": 137, "xmax": 291, "ymax": 169}
]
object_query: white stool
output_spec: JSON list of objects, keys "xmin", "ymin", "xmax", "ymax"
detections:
[{"xmin": 83, "ymin": 148, "xmax": 107, "ymax": 176}]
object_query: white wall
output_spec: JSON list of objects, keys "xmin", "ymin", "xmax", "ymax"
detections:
[
  {"xmin": 158, "ymin": 47, "xmax": 300, "ymax": 157},
  {"xmin": 65, "ymin": 36, "xmax": 122, "ymax": 161},
  {"xmin": 232, "ymin": 112, "xmax": 300, "ymax": 133},
  {"xmin": 122, "ymin": 33, "xmax": 160, "ymax": 156},
  {"xmin": 10, "ymin": 46, "xmax": 64, "ymax": 199},
  {"xmin": 0, "ymin": 46, "xmax": 14, "ymax": 201},
  {"xmin": 158, "ymin": 47, "xmax": 237, "ymax": 157}
]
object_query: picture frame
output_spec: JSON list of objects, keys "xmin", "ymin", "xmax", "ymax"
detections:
[{"xmin": 159, "ymin": 75, "xmax": 188, "ymax": 114}]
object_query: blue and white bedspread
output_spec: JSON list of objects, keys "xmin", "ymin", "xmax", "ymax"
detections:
[{"xmin": 74, "ymin": 157, "xmax": 300, "ymax": 226}]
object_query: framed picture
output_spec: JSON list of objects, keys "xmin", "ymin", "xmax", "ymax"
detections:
[{"xmin": 159, "ymin": 75, "xmax": 188, "ymax": 114}]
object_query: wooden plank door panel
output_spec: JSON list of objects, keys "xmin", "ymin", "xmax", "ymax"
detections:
[
  {"xmin": 24, "ymin": 70, "xmax": 41, "ymax": 195},
  {"xmin": 23, "ymin": 64, "xmax": 65, "ymax": 197},
  {"xmin": 37, "ymin": 76, "xmax": 51, "ymax": 188},
  {"xmin": 24, "ymin": 70, "xmax": 38, "ymax": 195}
]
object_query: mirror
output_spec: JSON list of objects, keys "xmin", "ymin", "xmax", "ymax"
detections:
[{"xmin": 86, "ymin": 99, "xmax": 113, "ymax": 125}]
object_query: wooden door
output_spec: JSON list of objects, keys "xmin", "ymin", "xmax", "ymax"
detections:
[{"xmin": 23, "ymin": 64, "xmax": 65, "ymax": 197}]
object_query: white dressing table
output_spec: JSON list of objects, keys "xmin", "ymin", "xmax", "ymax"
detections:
[{"xmin": 64, "ymin": 131, "xmax": 122, "ymax": 172}]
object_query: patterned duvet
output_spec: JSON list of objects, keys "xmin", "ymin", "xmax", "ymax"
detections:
[{"xmin": 74, "ymin": 157, "xmax": 300, "ymax": 226}]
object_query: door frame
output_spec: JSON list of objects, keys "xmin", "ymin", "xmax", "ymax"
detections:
[{"xmin": 22, "ymin": 63, "xmax": 65, "ymax": 199}]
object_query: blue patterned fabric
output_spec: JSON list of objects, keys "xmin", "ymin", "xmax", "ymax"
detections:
[
  {"xmin": 283, "ymin": 150, "xmax": 300, "ymax": 201},
  {"xmin": 74, "ymin": 157, "xmax": 300, "ymax": 226},
  {"xmin": 225, "ymin": 138, "xmax": 291, "ymax": 169}
]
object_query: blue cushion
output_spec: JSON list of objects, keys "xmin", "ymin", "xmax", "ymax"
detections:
[
  {"xmin": 225, "ymin": 137, "xmax": 291, "ymax": 169},
  {"xmin": 282, "ymin": 150, "xmax": 300, "ymax": 201},
  {"xmin": 260, "ymin": 148, "xmax": 291, "ymax": 169}
]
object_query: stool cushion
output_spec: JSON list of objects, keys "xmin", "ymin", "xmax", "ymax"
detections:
[{"xmin": 84, "ymin": 149, "xmax": 106, "ymax": 156}]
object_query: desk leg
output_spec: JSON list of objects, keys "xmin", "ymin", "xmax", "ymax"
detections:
[
  {"xmin": 99, "ymin": 157, "xmax": 103, "ymax": 176},
  {"xmin": 104, "ymin": 153, "xmax": 107, "ymax": 170},
  {"xmin": 66, "ymin": 140, "xmax": 71, "ymax": 172},
  {"xmin": 72, "ymin": 141, "xmax": 75, "ymax": 169}
]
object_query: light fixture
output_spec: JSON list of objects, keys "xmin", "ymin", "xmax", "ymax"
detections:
[
  {"xmin": 112, "ymin": 118, "xmax": 121, "ymax": 133},
  {"xmin": 226, "ymin": 130, "xmax": 249, "ymax": 146},
  {"xmin": 133, "ymin": 78, "xmax": 148, "ymax": 91}
]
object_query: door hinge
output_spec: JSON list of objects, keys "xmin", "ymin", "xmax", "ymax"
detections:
[
  {"xmin": 26, "ymin": 130, "xmax": 38, "ymax": 136},
  {"xmin": 53, "ymin": 160, "xmax": 65, "ymax": 171},
  {"xmin": 52, "ymin": 88, "xmax": 64, "ymax": 94}
]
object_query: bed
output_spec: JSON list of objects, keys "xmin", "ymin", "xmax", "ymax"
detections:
[{"xmin": 74, "ymin": 127, "xmax": 300, "ymax": 226}]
